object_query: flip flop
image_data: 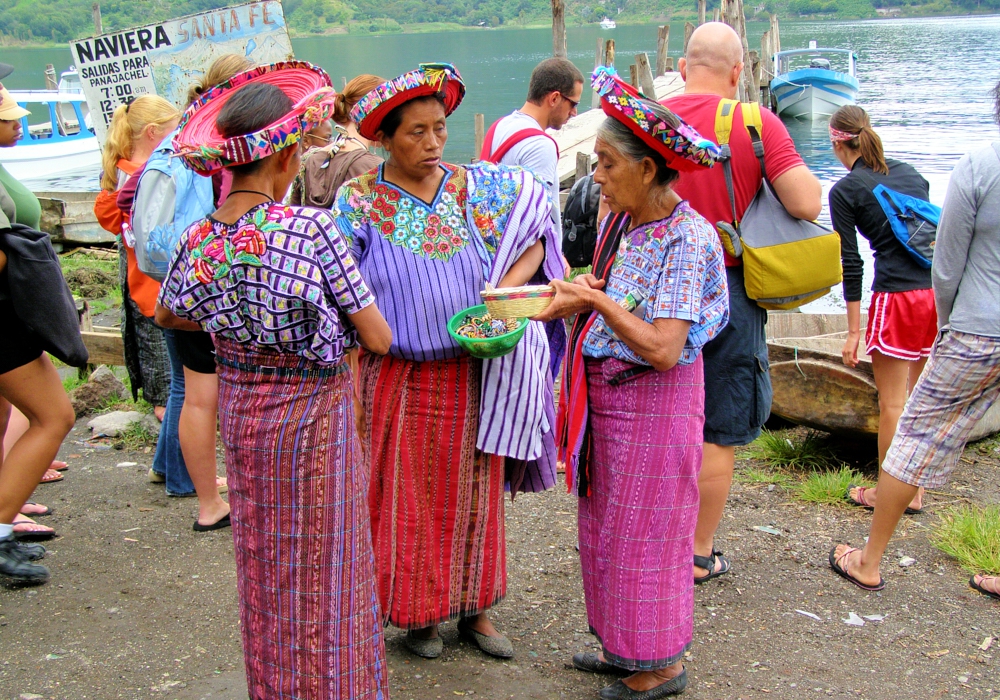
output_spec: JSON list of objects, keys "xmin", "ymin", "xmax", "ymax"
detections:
[
  {"xmin": 52, "ymin": 461, "xmax": 69, "ymax": 472},
  {"xmin": 694, "ymin": 550, "xmax": 731, "ymax": 584},
  {"xmin": 846, "ymin": 483, "xmax": 923, "ymax": 515},
  {"xmin": 39, "ymin": 469, "xmax": 64, "ymax": 484},
  {"xmin": 193, "ymin": 513, "xmax": 231, "ymax": 532},
  {"xmin": 969, "ymin": 574, "xmax": 1000, "ymax": 600},
  {"xmin": 19, "ymin": 501, "xmax": 53, "ymax": 517},
  {"xmin": 12, "ymin": 515, "xmax": 57, "ymax": 542},
  {"xmin": 829, "ymin": 546, "xmax": 886, "ymax": 592}
]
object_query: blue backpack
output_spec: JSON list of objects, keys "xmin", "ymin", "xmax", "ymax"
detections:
[
  {"xmin": 872, "ymin": 183, "xmax": 940, "ymax": 269},
  {"xmin": 130, "ymin": 132, "xmax": 215, "ymax": 282}
]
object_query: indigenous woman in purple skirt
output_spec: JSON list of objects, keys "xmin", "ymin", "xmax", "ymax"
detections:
[
  {"xmin": 156, "ymin": 62, "xmax": 392, "ymax": 699},
  {"xmin": 333, "ymin": 63, "xmax": 563, "ymax": 660},
  {"xmin": 536, "ymin": 67, "xmax": 728, "ymax": 699}
]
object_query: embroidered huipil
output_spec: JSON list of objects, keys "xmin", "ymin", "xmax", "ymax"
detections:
[
  {"xmin": 158, "ymin": 202, "xmax": 373, "ymax": 366},
  {"xmin": 333, "ymin": 162, "xmax": 563, "ymax": 474},
  {"xmin": 583, "ymin": 202, "xmax": 729, "ymax": 365}
]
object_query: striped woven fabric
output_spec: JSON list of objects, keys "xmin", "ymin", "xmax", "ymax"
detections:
[
  {"xmin": 578, "ymin": 355, "xmax": 704, "ymax": 671},
  {"xmin": 362, "ymin": 352, "xmax": 506, "ymax": 629},
  {"xmin": 215, "ymin": 338, "xmax": 387, "ymax": 699}
]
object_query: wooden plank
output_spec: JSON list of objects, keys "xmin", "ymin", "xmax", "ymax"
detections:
[
  {"xmin": 551, "ymin": 0, "xmax": 567, "ymax": 58},
  {"xmin": 81, "ymin": 330, "xmax": 125, "ymax": 366},
  {"xmin": 683, "ymin": 22, "xmax": 695, "ymax": 55},
  {"xmin": 473, "ymin": 113, "xmax": 485, "ymax": 162},
  {"xmin": 635, "ymin": 53, "xmax": 656, "ymax": 98},
  {"xmin": 655, "ymin": 26, "xmax": 669, "ymax": 76}
]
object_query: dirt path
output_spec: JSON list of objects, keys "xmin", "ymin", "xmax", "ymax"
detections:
[{"xmin": 1, "ymin": 418, "xmax": 997, "ymax": 700}]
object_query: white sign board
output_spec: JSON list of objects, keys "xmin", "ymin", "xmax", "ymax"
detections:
[{"xmin": 70, "ymin": 1, "xmax": 293, "ymax": 144}]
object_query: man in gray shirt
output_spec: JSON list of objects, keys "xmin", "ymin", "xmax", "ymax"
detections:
[{"xmin": 829, "ymin": 132, "xmax": 1000, "ymax": 601}]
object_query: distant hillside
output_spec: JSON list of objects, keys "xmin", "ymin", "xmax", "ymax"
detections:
[{"xmin": 0, "ymin": 0, "xmax": 993, "ymax": 44}]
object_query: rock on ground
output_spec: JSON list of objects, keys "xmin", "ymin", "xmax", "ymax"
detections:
[
  {"xmin": 86, "ymin": 410, "xmax": 159, "ymax": 438},
  {"xmin": 68, "ymin": 365, "xmax": 128, "ymax": 417}
]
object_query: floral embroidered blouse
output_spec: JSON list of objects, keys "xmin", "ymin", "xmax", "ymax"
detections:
[
  {"xmin": 334, "ymin": 163, "xmax": 490, "ymax": 362},
  {"xmin": 583, "ymin": 202, "xmax": 729, "ymax": 366},
  {"xmin": 157, "ymin": 202, "xmax": 374, "ymax": 365}
]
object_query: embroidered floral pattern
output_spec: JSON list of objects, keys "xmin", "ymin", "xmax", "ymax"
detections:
[
  {"xmin": 187, "ymin": 204, "xmax": 281, "ymax": 283},
  {"xmin": 467, "ymin": 163, "xmax": 520, "ymax": 255},
  {"xmin": 335, "ymin": 166, "xmax": 472, "ymax": 261}
]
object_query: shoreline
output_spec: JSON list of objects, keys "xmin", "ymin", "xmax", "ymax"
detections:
[{"xmin": 1, "ymin": 11, "xmax": 997, "ymax": 48}]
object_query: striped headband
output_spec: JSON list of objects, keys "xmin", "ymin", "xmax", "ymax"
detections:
[
  {"xmin": 592, "ymin": 66, "xmax": 719, "ymax": 172},
  {"xmin": 829, "ymin": 126, "xmax": 859, "ymax": 143},
  {"xmin": 174, "ymin": 61, "xmax": 336, "ymax": 176}
]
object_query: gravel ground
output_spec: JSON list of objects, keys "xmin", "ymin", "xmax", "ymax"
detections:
[{"xmin": 1, "ymin": 418, "xmax": 998, "ymax": 700}]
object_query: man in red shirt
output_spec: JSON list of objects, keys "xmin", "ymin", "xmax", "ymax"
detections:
[{"xmin": 664, "ymin": 22, "xmax": 822, "ymax": 584}]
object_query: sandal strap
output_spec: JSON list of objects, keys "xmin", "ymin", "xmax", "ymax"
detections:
[{"xmin": 693, "ymin": 552, "xmax": 717, "ymax": 571}]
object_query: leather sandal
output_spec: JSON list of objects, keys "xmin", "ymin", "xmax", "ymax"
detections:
[{"xmin": 694, "ymin": 550, "xmax": 730, "ymax": 584}]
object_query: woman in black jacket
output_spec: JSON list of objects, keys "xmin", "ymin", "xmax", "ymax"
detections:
[{"xmin": 829, "ymin": 105, "xmax": 934, "ymax": 515}]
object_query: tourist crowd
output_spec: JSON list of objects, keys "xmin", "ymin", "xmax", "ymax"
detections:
[{"xmin": 0, "ymin": 20, "xmax": 998, "ymax": 700}]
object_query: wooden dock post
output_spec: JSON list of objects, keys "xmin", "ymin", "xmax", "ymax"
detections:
[
  {"xmin": 44, "ymin": 64, "xmax": 58, "ymax": 90},
  {"xmin": 92, "ymin": 2, "xmax": 103, "ymax": 34},
  {"xmin": 655, "ymin": 25, "xmax": 670, "ymax": 76},
  {"xmin": 592, "ymin": 37, "xmax": 604, "ymax": 108},
  {"xmin": 551, "ymin": 0, "xmax": 567, "ymax": 58},
  {"xmin": 665, "ymin": 57, "xmax": 674, "ymax": 72},
  {"xmin": 683, "ymin": 22, "xmax": 695, "ymax": 56},
  {"xmin": 604, "ymin": 39, "xmax": 616, "ymax": 68},
  {"xmin": 473, "ymin": 113, "xmax": 485, "ymax": 162},
  {"xmin": 628, "ymin": 64, "xmax": 638, "ymax": 88},
  {"xmin": 575, "ymin": 152, "xmax": 590, "ymax": 183},
  {"xmin": 698, "ymin": 0, "xmax": 707, "ymax": 25},
  {"xmin": 635, "ymin": 53, "xmax": 656, "ymax": 97},
  {"xmin": 713, "ymin": 8, "xmax": 721, "ymax": 21}
]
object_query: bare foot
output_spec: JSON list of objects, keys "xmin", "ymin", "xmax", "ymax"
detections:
[
  {"xmin": 12, "ymin": 514, "xmax": 55, "ymax": 537},
  {"xmin": 848, "ymin": 485, "xmax": 924, "ymax": 512},
  {"xmin": 622, "ymin": 663, "xmax": 684, "ymax": 691},
  {"xmin": 216, "ymin": 477, "xmax": 227, "ymax": 494},
  {"xmin": 410, "ymin": 625, "xmax": 439, "ymax": 640},
  {"xmin": 465, "ymin": 612, "xmax": 503, "ymax": 637},
  {"xmin": 196, "ymin": 502, "xmax": 231, "ymax": 529},
  {"xmin": 832, "ymin": 543, "xmax": 882, "ymax": 588},
  {"xmin": 153, "ymin": 405, "xmax": 166, "ymax": 422},
  {"xmin": 19, "ymin": 502, "xmax": 51, "ymax": 517},
  {"xmin": 972, "ymin": 574, "xmax": 1000, "ymax": 598}
]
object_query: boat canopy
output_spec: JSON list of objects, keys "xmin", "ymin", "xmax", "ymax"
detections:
[
  {"xmin": 9, "ymin": 91, "xmax": 94, "ymax": 144},
  {"xmin": 773, "ymin": 48, "xmax": 857, "ymax": 78}
]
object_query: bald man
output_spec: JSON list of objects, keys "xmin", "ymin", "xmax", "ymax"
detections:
[{"xmin": 664, "ymin": 23, "xmax": 822, "ymax": 584}]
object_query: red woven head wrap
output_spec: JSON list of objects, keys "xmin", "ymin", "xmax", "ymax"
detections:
[
  {"xmin": 351, "ymin": 63, "xmax": 465, "ymax": 141},
  {"xmin": 174, "ymin": 61, "xmax": 335, "ymax": 176}
]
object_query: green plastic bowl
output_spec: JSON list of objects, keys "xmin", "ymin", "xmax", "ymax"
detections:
[{"xmin": 447, "ymin": 304, "xmax": 529, "ymax": 359}]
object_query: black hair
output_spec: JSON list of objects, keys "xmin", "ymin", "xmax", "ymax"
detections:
[
  {"xmin": 527, "ymin": 58, "xmax": 584, "ymax": 104},
  {"xmin": 217, "ymin": 82, "xmax": 294, "ymax": 175},
  {"xmin": 378, "ymin": 94, "xmax": 446, "ymax": 139}
]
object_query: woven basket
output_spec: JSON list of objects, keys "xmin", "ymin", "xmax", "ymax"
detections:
[{"xmin": 480, "ymin": 285, "xmax": 554, "ymax": 318}]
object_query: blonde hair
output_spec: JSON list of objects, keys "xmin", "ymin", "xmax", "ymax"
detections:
[
  {"xmin": 186, "ymin": 54, "xmax": 255, "ymax": 107},
  {"xmin": 333, "ymin": 74, "xmax": 384, "ymax": 125},
  {"xmin": 101, "ymin": 95, "xmax": 180, "ymax": 191}
]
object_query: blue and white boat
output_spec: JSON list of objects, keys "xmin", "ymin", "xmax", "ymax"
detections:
[
  {"xmin": 770, "ymin": 43, "xmax": 859, "ymax": 120},
  {"xmin": 0, "ymin": 68, "xmax": 100, "ymax": 184}
]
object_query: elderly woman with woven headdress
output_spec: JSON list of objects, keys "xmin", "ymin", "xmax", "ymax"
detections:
[
  {"xmin": 156, "ymin": 62, "xmax": 392, "ymax": 699},
  {"xmin": 332, "ymin": 63, "xmax": 563, "ymax": 660},
  {"xmin": 534, "ymin": 67, "xmax": 728, "ymax": 699}
]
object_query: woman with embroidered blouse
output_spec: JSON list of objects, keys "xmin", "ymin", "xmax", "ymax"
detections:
[
  {"xmin": 332, "ymin": 63, "xmax": 563, "ymax": 661},
  {"xmin": 534, "ymin": 68, "xmax": 728, "ymax": 700},
  {"xmin": 156, "ymin": 63, "xmax": 391, "ymax": 699}
]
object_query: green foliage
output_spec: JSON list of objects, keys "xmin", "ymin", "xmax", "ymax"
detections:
[
  {"xmin": 746, "ymin": 430, "xmax": 840, "ymax": 472},
  {"xmin": 347, "ymin": 17, "xmax": 404, "ymax": 34},
  {"xmin": 734, "ymin": 462, "xmax": 795, "ymax": 488},
  {"xmin": 795, "ymin": 466, "xmax": 872, "ymax": 505},
  {"xmin": 931, "ymin": 505, "xmax": 1000, "ymax": 575},
  {"xmin": 114, "ymin": 420, "xmax": 159, "ymax": 452}
]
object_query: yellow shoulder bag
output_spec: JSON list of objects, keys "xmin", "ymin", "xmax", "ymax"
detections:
[{"xmin": 713, "ymin": 99, "xmax": 842, "ymax": 310}]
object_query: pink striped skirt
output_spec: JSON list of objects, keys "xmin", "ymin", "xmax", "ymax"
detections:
[{"xmin": 579, "ymin": 356, "xmax": 704, "ymax": 670}]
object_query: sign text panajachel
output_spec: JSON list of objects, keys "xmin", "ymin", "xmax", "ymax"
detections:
[{"xmin": 71, "ymin": 1, "xmax": 293, "ymax": 144}]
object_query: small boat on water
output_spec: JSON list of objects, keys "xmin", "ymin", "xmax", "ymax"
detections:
[
  {"xmin": 0, "ymin": 68, "xmax": 100, "ymax": 184},
  {"xmin": 770, "ymin": 42, "xmax": 859, "ymax": 120},
  {"xmin": 600, "ymin": 17, "xmax": 617, "ymax": 29},
  {"xmin": 766, "ymin": 313, "xmax": 1000, "ymax": 440}
]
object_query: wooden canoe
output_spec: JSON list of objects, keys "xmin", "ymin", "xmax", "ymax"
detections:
[{"xmin": 766, "ymin": 312, "xmax": 1000, "ymax": 440}]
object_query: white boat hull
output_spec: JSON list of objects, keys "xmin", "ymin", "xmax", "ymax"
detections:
[
  {"xmin": 0, "ymin": 137, "xmax": 101, "ymax": 184},
  {"xmin": 773, "ymin": 84, "xmax": 856, "ymax": 120}
]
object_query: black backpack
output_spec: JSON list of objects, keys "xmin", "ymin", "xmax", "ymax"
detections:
[{"xmin": 561, "ymin": 174, "xmax": 601, "ymax": 268}]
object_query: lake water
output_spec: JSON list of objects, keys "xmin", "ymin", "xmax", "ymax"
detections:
[{"xmin": 4, "ymin": 16, "xmax": 1000, "ymax": 308}]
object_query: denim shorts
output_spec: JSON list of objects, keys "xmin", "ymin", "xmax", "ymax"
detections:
[{"xmin": 701, "ymin": 265, "xmax": 772, "ymax": 447}]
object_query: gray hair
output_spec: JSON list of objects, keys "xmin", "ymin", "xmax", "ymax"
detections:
[{"xmin": 595, "ymin": 97, "xmax": 680, "ymax": 188}]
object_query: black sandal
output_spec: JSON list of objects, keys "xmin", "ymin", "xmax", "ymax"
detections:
[
  {"xmin": 970, "ymin": 574, "xmax": 1000, "ymax": 600},
  {"xmin": 694, "ymin": 550, "xmax": 730, "ymax": 584}
]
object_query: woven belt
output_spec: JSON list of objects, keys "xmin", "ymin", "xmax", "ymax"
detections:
[{"xmin": 216, "ymin": 355, "xmax": 348, "ymax": 378}]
